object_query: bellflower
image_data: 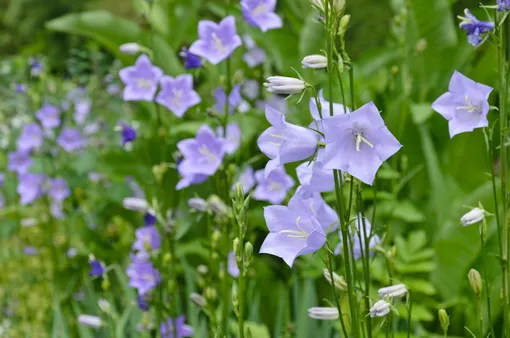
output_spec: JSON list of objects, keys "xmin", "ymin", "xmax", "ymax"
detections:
[
  {"xmin": 118, "ymin": 122, "xmax": 137, "ymax": 146},
  {"xmin": 228, "ymin": 251, "xmax": 240, "ymax": 278},
  {"xmin": 310, "ymin": 89, "xmax": 350, "ymax": 119},
  {"xmin": 133, "ymin": 226, "xmax": 161, "ymax": 252},
  {"xmin": 51, "ymin": 201, "xmax": 66, "ymax": 219},
  {"xmin": 89, "ymin": 259, "xmax": 105, "ymax": 277},
  {"xmin": 370, "ymin": 300, "xmax": 391, "ymax": 318},
  {"xmin": 264, "ymin": 76, "xmax": 306, "ymax": 95},
  {"xmin": 241, "ymin": 0, "xmax": 283, "ymax": 32},
  {"xmin": 29, "ymin": 58, "xmax": 42, "ymax": 77},
  {"xmin": 322, "ymin": 102, "xmax": 401, "ymax": 185},
  {"xmin": 294, "ymin": 187, "xmax": 338, "ymax": 231},
  {"xmin": 160, "ymin": 315, "xmax": 194, "ymax": 338},
  {"xmin": 179, "ymin": 47, "xmax": 202, "ymax": 69},
  {"xmin": 57, "ymin": 128, "xmax": 85, "ymax": 152},
  {"xmin": 144, "ymin": 212, "xmax": 157, "ymax": 227},
  {"xmin": 36, "ymin": 104, "xmax": 61, "ymax": 129},
  {"xmin": 137, "ymin": 294, "xmax": 150, "ymax": 311},
  {"xmin": 498, "ymin": 0, "xmax": 510, "ymax": 11},
  {"xmin": 78, "ymin": 315, "xmax": 103, "ymax": 328},
  {"xmin": 232, "ymin": 166, "xmax": 256, "ymax": 193},
  {"xmin": 308, "ymin": 307, "xmax": 339, "ymax": 320},
  {"xmin": 243, "ymin": 47, "xmax": 266, "ymax": 68},
  {"xmin": 296, "ymin": 161, "xmax": 334, "ymax": 193},
  {"xmin": 17, "ymin": 173, "xmax": 44, "ymax": 205},
  {"xmin": 8, "ymin": 150, "xmax": 32, "ymax": 174},
  {"xmin": 17, "ymin": 123, "xmax": 43, "ymax": 152},
  {"xmin": 214, "ymin": 84, "xmax": 242, "ymax": 114},
  {"xmin": 177, "ymin": 125, "xmax": 225, "ymax": 177},
  {"xmin": 461, "ymin": 207, "xmax": 485, "ymax": 226},
  {"xmin": 253, "ymin": 166, "xmax": 294, "ymax": 204},
  {"xmin": 176, "ymin": 171, "xmax": 209, "ymax": 191},
  {"xmin": 74, "ymin": 98, "xmax": 91, "ymax": 125},
  {"xmin": 15, "ymin": 83, "xmax": 27, "ymax": 94},
  {"xmin": 156, "ymin": 74, "xmax": 201, "ymax": 118},
  {"xmin": 335, "ymin": 215, "xmax": 380, "ymax": 259},
  {"xmin": 48, "ymin": 178, "xmax": 70, "ymax": 201},
  {"xmin": 189, "ymin": 16, "xmax": 242, "ymax": 65},
  {"xmin": 119, "ymin": 54, "xmax": 163, "ymax": 101},
  {"xmin": 258, "ymin": 105, "xmax": 318, "ymax": 177},
  {"xmin": 127, "ymin": 256, "xmax": 161, "ymax": 295},
  {"xmin": 119, "ymin": 42, "xmax": 142, "ymax": 55},
  {"xmin": 217, "ymin": 122, "xmax": 241, "ymax": 154},
  {"xmin": 431, "ymin": 71, "xmax": 493, "ymax": 138},
  {"xmin": 243, "ymin": 80, "xmax": 260, "ymax": 100},
  {"xmin": 458, "ymin": 9, "xmax": 494, "ymax": 46},
  {"xmin": 259, "ymin": 188, "xmax": 327, "ymax": 266},
  {"xmin": 302, "ymin": 55, "xmax": 328, "ymax": 69}
]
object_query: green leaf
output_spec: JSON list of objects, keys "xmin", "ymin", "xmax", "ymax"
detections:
[{"xmin": 410, "ymin": 103, "xmax": 434, "ymax": 125}]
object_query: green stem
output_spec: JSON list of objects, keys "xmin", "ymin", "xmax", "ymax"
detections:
[
  {"xmin": 480, "ymin": 225, "xmax": 495, "ymax": 338},
  {"xmin": 478, "ymin": 297, "xmax": 484, "ymax": 338},
  {"xmin": 407, "ymin": 291, "xmax": 412, "ymax": 338},
  {"xmin": 359, "ymin": 192, "xmax": 373, "ymax": 338},
  {"xmin": 326, "ymin": 248, "xmax": 348, "ymax": 338}
]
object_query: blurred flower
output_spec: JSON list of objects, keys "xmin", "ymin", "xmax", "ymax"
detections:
[
  {"xmin": 119, "ymin": 42, "xmax": 142, "ymax": 55},
  {"xmin": 309, "ymin": 89, "xmax": 350, "ymax": 119},
  {"xmin": 127, "ymin": 256, "xmax": 160, "ymax": 295},
  {"xmin": 308, "ymin": 307, "xmax": 339, "ymax": 320},
  {"xmin": 23, "ymin": 246, "xmax": 38, "ymax": 256},
  {"xmin": 137, "ymin": 294, "xmax": 150, "ymax": 311},
  {"xmin": 17, "ymin": 173, "xmax": 44, "ymax": 205},
  {"xmin": 98, "ymin": 299, "xmax": 111, "ymax": 313},
  {"xmin": 51, "ymin": 200, "xmax": 66, "ymax": 219},
  {"xmin": 21, "ymin": 218, "xmax": 37, "ymax": 227},
  {"xmin": 260, "ymin": 189, "xmax": 327, "ymax": 266},
  {"xmin": 17, "ymin": 123, "xmax": 43, "ymax": 152},
  {"xmin": 228, "ymin": 250, "xmax": 240, "ymax": 278},
  {"xmin": 189, "ymin": 16, "xmax": 242, "ymax": 65},
  {"xmin": 432, "ymin": 71, "xmax": 493, "ymax": 138},
  {"xmin": 369, "ymin": 300, "xmax": 391, "ymax": 317},
  {"xmin": 461, "ymin": 207, "xmax": 485, "ymax": 226},
  {"xmin": 133, "ymin": 226, "xmax": 161, "ymax": 252},
  {"xmin": 258, "ymin": 106, "xmax": 318, "ymax": 177},
  {"xmin": 378, "ymin": 284, "xmax": 408, "ymax": 299},
  {"xmin": 117, "ymin": 122, "xmax": 137, "ymax": 146},
  {"xmin": 89, "ymin": 259, "xmax": 105, "ymax": 277},
  {"xmin": 322, "ymin": 102, "xmax": 401, "ymax": 185},
  {"xmin": 241, "ymin": 0, "xmax": 283, "ymax": 32},
  {"xmin": 243, "ymin": 80, "xmax": 260, "ymax": 100},
  {"xmin": 243, "ymin": 47, "xmax": 266, "ymax": 68},
  {"xmin": 15, "ymin": 83, "xmax": 27, "ymax": 94},
  {"xmin": 188, "ymin": 197, "xmax": 208, "ymax": 212},
  {"xmin": 29, "ymin": 58, "xmax": 42, "ymax": 77},
  {"xmin": 74, "ymin": 98, "xmax": 91, "ymax": 125},
  {"xmin": 78, "ymin": 315, "xmax": 102, "ymax": 329},
  {"xmin": 253, "ymin": 166, "xmax": 294, "ymax": 204},
  {"xmin": 156, "ymin": 74, "xmax": 201, "ymax": 118},
  {"xmin": 458, "ymin": 9, "xmax": 494, "ymax": 46},
  {"xmin": 264, "ymin": 76, "xmax": 306, "ymax": 95},
  {"xmin": 216, "ymin": 122, "xmax": 241, "ymax": 154},
  {"xmin": 232, "ymin": 166, "xmax": 256, "ymax": 193},
  {"xmin": 0, "ymin": 173, "xmax": 3, "ymax": 186},
  {"xmin": 8, "ymin": 150, "xmax": 32, "ymax": 174},
  {"xmin": 160, "ymin": 315, "xmax": 193, "ymax": 338},
  {"xmin": 144, "ymin": 212, "xmax": 156, "ymax": 227},
  {"xmin": 123, "ymin": 197, "xmax": 149, "ymax": 212},
  {"xmin": 208, "ymin": 195, "xmax": 228, "ymax": 216},
  {"xmin": 214, "ymin": 84, "xmax": 242, "ymax": 114},
  {"xmin": 57, "ymin": 128, "xmax": 85, "ymax": 152},
  {"xmin": 36, "ymin": 104, "xmax": 61, "ymax": 129},
  {"xmin": 190, "ymin": 292, "xmax": 206, "ymax": 307},
  {"xmin": 176, "ymin": 171, "xmax": 209, "ymax": 191},
  {"xmin": 67, "ymin": 248, "xmax": 78, "ymax": 258},
  {"xmin": 263, "ymin": 95, "xmax": 288, "ymax": 114},
  {"xmin": 179, "ymin": 47, "xmax": 202, "ymax": 69},
  {"xmin": 302, "ymin": 55, "xmax": 328, "ymax": 69},
  {"xmin": 498, "ymin": 0, "xmax": 510, "ymax": 11},
  {"xmin": 48, "ymin": 178, "xmax": 70, "ymax": 201},
  {"xmin": 335, "ymin": 215, "xmax": 380, "ymax": 259},
  {"xmin": 119, "ymin": 54, "xmax": 163, "ymax": 101}
]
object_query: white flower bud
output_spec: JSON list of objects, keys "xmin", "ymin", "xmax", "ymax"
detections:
[
  {"xmin": 378, "ymin": 284, "xmax": 407, "ymax": 299},
  {"xmin": 302, "ymin": 55, "xmax": 328, "ymax": 69},
  {"xmin": 264, "ymin": 76, "xmax": 306, "ymax": 95},
  {"xmin": 122, "ymin": 197, "xmax": 148, "ymax": 212},
  {"xmin": 188, "ymin": 197, "xmax": 208, "ymax": 212},
  {"xmin": 369, "ymin": 300, "xmax": 391, "ymax": 318},
  {"xmin": 308, "ymin": 307, "xmax": 339, "ymax": 320},
  {"xmin": 119, "ymin": 43, "xmax": 142, "ymax": 55},
  {"xmin": 21, "ymin": 218, "xmax": 37, "ymax": 227},
  {"xmin": 190, "ymin": 292, "xmax": 206, "ymax": 307},
  {"xmin": 323, "ymin": 269, "xmax": 347, "ymax": 291},
  {"xmin": 97, "ymin": 299, "xmax": 111, "ymax": 313},
  {"xmin": 460, "ymin": 207, "xmax": 484, "ymax": 226},
  {"xmin": 78, "ymin": 315, "xmax": 102, "ymax": 328},
  {"xmin": 208, "ymin": 195, "xmax": 228, "ymax": 216}
]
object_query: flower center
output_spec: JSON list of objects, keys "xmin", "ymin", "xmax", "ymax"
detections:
[
  {"xmin": 268, "ymin": 132, "xmax": 285, "ymax": 147},
  {"xmin": 267, "ymin": 179, "xmax": 282, "ymax": 191},
  {"xmin": 456, "ymin": 95, "xmax": 482, "ymax": 113},
  {"xmin": 171, "ymin": 88, "xmax": 183, "ymax": 107},
  {"xmin": 211, "ymin": 33, "xmax": 227, "ymax": 55},
  {"xmin": 143, "ymin": 273, "xmax": 156, "ymax": 283},
  {"xmin": 252, "ymin": 3, "xmax": 270, "ymax": 16},
  {"xmin": 279, "ymin": 216, "xmax": 309, "ymax": 238},
  {"xmin": 135, "ymin": 78, "xmax": 153, "ymax": 90},
  {"xmin": 352, "ymin": 129, "xmax": 373, "ymax": 152},
  {"xmin": 198, "ymin": 144, "xmax": 218, "ymax": 163}
]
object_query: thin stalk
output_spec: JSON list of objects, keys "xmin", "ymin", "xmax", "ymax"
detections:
[
  {"xmin": 480, "ymin": 225, "xmax": 495, "ymax": 338},
  {"xmin": 326, "ymin": 248, "xmax": 349, "ymax": 338},
  {"xmin": 360, "ymin": 198, "xmax": 373, "ymax": 338},
  {"xmin": 407, "ymin": 292, "xmax": 412, "ymax": 338},
  {"xmin": 478, "ymin": 298, "xmax": 484, "ymax": 338}
]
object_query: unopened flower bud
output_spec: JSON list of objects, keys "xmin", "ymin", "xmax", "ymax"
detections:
[
  {"xmin": 244, "ymin": 242, "xmax": 253, "ymax": 269},
  {"xmin": 235, "ymin": 183, "xmax": 245, "ymax": 203},
  {"xmin": 232, "ymin": 281, "xmax": 239, "ymax": 315},
  {"xmin": 208, "ymin": 195, "xmax": 228, "ymax": 216},
  {"xmin": 302, "ymin": 55, "xmax": 328, "ymax": 69},
  {"xmin": 416, "ymin": 39, "xmax": 427, "ymax": 54},
  {"xmin": 152, "ymin": 164, "xmax": 168, "ymax": 183},
  {"xmin": 233, "ymin": 238, "xmax": 242, "ymax": 265},
  {"xmin": 205, "ymin": 287, "xmax": 217, "ymax": 301},
  {"xmin": 190, "ymin": 292, "xmax": 206, "ymax": 307},
  {"xmin": 264, "ymin": 76, "xmax": 306, "ymax": 95},
  {"xmin": 438, "ymin": 309, "xmax": 450, "ymax": 335},
  {"xmin": 378, "ymin": 284, "xmax": 407, "ymax": 299},
  {"xmin": 188, "ymin": 197, "xmax": 208, "ymax": 212},
  {"xmin": 98, "ymin": 299, "xmax": 111, "ymax": 313},
  {"xmin": 369, "ymin": 300, "xmax": 391, "ymax": 318},
  {"xmin": 323, "ymin": 269, "xmax": 347, "ymax": 291},
  {"xmin": 78, "ymin": 315, "xmax": 103, "ymax": 328},
  {"xmin": 101, "ymin": 279, "xmax": 110, "ymax": 291},
  {"xmin": 311, "ymin": 0, "xmax": 345, "ymax": 13},
  {"xmin": 119, "ymin": 43, "xmax": 142, "ymax": 55},
  {"xmin": 122, "ymin": 197, "xmax": 148, "ymax": 212},
  {"xmin": 461, "ymin": 208, "xmax": 485, "ymax": 226},
  {"xmin": 197, "ymin": 265, "xmax": 208, "ymax": 275},
  {"xmin": 338, "ymin": 14, "xmax": 350, "ymax": 35},
  {"xmin": 212, "ymin": 229, "xmax": 221, "ymax": 243},
  {"xmin": 308, "ymin": 307, "xmax": 339, "ymax": 320},
  {"xmin": 468, "ymin": 269, "xmax": 482, "ymax": 297}
]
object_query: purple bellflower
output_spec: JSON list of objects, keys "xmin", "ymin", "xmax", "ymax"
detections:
[
  {"xmin": 322, "ymin": 102, "xmax": 402, "ymax": 185},
  {"xmin": 118, "ymin": 122, "xmax": 137, "ymax": 146},
  {"xmin": 259, "ymin": 188, "xmax": 328, "ymax": 267},
  {"xmin": 89, "ymin": 259, "xmax": 105, "ymax": 277},
  {"xmin": 179, "ymin": 47, "xmax": 202, "ymax": 69},
  {"xmin": 189, "ymin": 16, "xmax": 242, "ymax": 65},
  {"xmin": 335, "ymin": 215, "xmax": 380, "ymax": 260},
  {"xmin": 228, "ymin": 251, "xmax": 240, "ymax": 278},
  {"xmin": 214, "ymin": 84, "xmax": 242, "ymax": 114},
  {"xmin": 217, "ymin": 122, "xmax": 241, "ymax": 154},
  {"xmin": 310, "ymin": 90, "xmax": 350, "ymax": 119},
  {"xmin": 137, "ymin": 294, "xmax": 150, "ymax": 311},
  {"xmin": 15, "ymin": 83, "xmax": 27, "ymax": 94},
  {"xmin": 294, "ymin": 187, "xmax": 338, "ymax": 231},
  {"xmin": 57, "ymin": 128, "xmax": 85, "ymax": 152},
  {"xmin": 458, "ymin": 9, "xmax": 495, "ymax": 46},
  {"xmin": 498, "ymin": 0, "xmax": 510, "ymax": 11},
  {"xmin": 74, "ymin": 98, "xmax": 91, "ymax": 125},
  {"xmin": 133, "ymin": 226, "xmax": 161, "ymax": 252},
  {"xmin": 127, "ymin": 257, "xmax": 161, "ymax": 295},
  {"xmin": 160, "ymin": 315, "xmax": 194, "ymax": 338},
  {"xmin": 244, "ymin": 47, "xmax": 266, "ymax": 68},
  {"xmin": 241, "ymin": 0, "xmax": 283, "ymax": 32},
  {"xmin": 36, "ymin": 104, "xmax": 61, "ymax": 129},
  {"xmin": 176, "ymin": 170, "xmax": 209, "ymax": 191},
  {"xmin": 156, "ymin": 74, "xmax": 201, "ymax": 118},
  {"xmin": 253, "ymin": 166, "xmax": 294, "ymax": 204},
  {"xmin": 296, "ymin": 161, "xmax": 334, "ymax": 193},
  {"xmin": 8, "ymin": 150, "xmax": 32, "ymax": 174},
  {"xmin": 144, "ymin": 212, "xmax": 157, "ymax": 227},
  {"xmin": 258, "ymin": 106, "xmax": 318, "ymax": 177},
  {"xmin": 232, "ymin": 166, "xmax": 256, "ymax": 193},
  {"xmin": 243, "ymin": 80, "xmax": 260, "ymax": 100},
  {"xmin": 119, "ymin": 54, "xmax": 163, "ymax": 101},
  {"xmin": 17, "ymin": 123, "xmax": 43, "ymax": 152},
  {"xmin": 48, "ymin": 178, "xmax": 70, "ymax": 201},
  {"xmin": 431, "ymin": 71, "xmax": 493, "ymax": 138},
  {"xmin": 17, "ymin": 173, "xmax": 44, "ymax": 205}
]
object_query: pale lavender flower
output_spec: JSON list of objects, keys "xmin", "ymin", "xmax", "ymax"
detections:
[
  {"xmin": 23, "ymin": 246, "xmax": 38, "ymax": 256},
  {"xmin": 176, "ymin": 172, "xmax": 209, "ymax": 191},
  {"xmin": 432, "ymin": 71, "xmax": 493, "ymax": 138},
  {"xmin": 310, "ymin": 90, "xmax": 350, "ymax": 119},
  {"xmin": 258, "ymin": 106, "xmax": 318, "ymax": 177},
  {"xmin": 296, "ymin": 161, "xmax": 334, "ymax": 193},
  {"xmin": 74, "ymin": 98, "xmax": 91, "ymax": 125},
  {"xmin": 78, "ymin": 315, "xmax": 102, "ymax": 328},
  {"xmin": 15, "ymin": 83, "xmax": 27, "ymax": 94},
  {"xmin": 253, "ymin": 166, "xmax": 294, "ymax": 204},
  {"xmin": 259, "ymin": 189, "xmax": 327, "ymax": 266},
  {"xmin": 214, "ymin": 84, "xmax": 242, "ymax": 114},
  {"xmin": 160, "ymin": 315, "xmax": 193, "ymax": 338},
  {"xmin": 232, "ymin": 166, "xmax": 256, "ymax": 193},
  {"xmin": 8, "ymin": 150, "xmax": 32, "ymax": 174},
  {"xmin": 228, "ymin": 251, "xmax": 240, "ymax": 278},
  {"xmin": 133, "ymin": 226, "xmax": 161, "ymax": 252},
  {"xmin": 127, "ymin": 257, "xmax": 161, "ymax": 295},
  {"xmin": 458, "ymin": 9, "xmax": 494, "ymax": 46},
  {"xmin": 334, "ymin": 215, "xmax": 380, "ymax": 259},
  {"xmin": 119, "ymin": 54, "xmax": 163, "ymax": 101},
  {"xmin": 29, "ymin": 58, "xmax": 42, "ymax": 77},
  {"xmin": 36, "ymin": 104, "xmax": 61, "ymax": 129},
  {"xmin": 189, "ymin": 16, "xmax": 242, "ymax": 65},
  {"xmin": 57, "ymin": 128, "xmax": 85, "ymax": 152},
  {"xmin": 17, "ymin": 173, "xmax": 44, "ymax": 205},
  {"xmin": 48, "ymin": 178, "xmax": 70, "ymax": 201},
  {"xmin": 0, "ymin": 173, "xmax": 3, "ymax": 186},
  {"xmin": 241, "ymin": 0, "xmax": 283, "ymax": 32},
  {"xmin": 156, "ymin": 74, "xmax": 201, "ymax": 118},
  {"xmin": 498, "ymin": 0, "xmax": 510, "ymax": 11},
  {"xmin": 17, "ymin": 123, "xmax": 43, "ymax": 151},
  {"xmin": 294, "ymin": 186, "xmax": 338, "ymax": 231},
  {"xmin": 243, "ymin": 47, "xmax": 266, "ymax": 68},
  {"xmin": 217, "ymin": 122, "xmax": 241, "ymax": 154},
  {"xmin": 322, "ymin": 102, "xmax": 402, "ymax": 185},
  {"xmin": 179, "ymin": 47, "xmax": 202, "ymax": 69},
  {"xmin": 51, "ymin": 201, "xmax": 66, "ymax": 219},
  {"xmin": 243, "ymin": 80, "xmax": 260, "ymax": 100}
]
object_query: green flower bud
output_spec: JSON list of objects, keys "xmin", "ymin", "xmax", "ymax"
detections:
[
  {"xmin": 205, "ymin": 287, "xmax": 217, "ymax": 301},
  {"xmin": 163, "ymin": 253, "xmax": 171, "ymax": 263},
  {"xmin": 244, "ymin": 242, "xmax": 253, "ymax": 270},
  {"xmin": 233, "ymin": 238, "xmax": 242, "ymax": 265},
  {"xmin": 468, "ymin": 269, "xmax": 482, "ymax": 298},
  {"xmin": 438, "ymin": 309, "xmax": 449, "ymax": 335},
  {"xmin": 231, "ymin": 281, "xmax": 239, "ymax": 316},
  {"xmin": 212, "ymin": 229, "xmax": 221, "ymax": 243},
  {"xmin": 338, "ymin": 14, "xmax": 350, "ymax": 36},
  {"xmin": 152, "ymin": 164, "xmax": 168, "ymax": 183},
  {"xmin": 235, "ymin": 183, "xmax": 245, "ymax": 204},
  {"xmin": 101, "ymin": 279, "xmax": 110, "ymax": 291}
]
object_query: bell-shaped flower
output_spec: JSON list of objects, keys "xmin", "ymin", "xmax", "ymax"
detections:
[
  {"xmin": 309, "ymin": 89, "xmax": 350, "ymax": 120},
  {"xmin": 241, "ymin": 0, "xmax": 283, "ymax": 32},
  {"xmin": 214, "ymin": 84, "xmax": 241, "ymax": 114},
  {"xmin": 322, "ymin": 102, "xmax": 402, "ymax": 185},
  {"xmin": 264, "ymin": 76, "xmax": 306, "ymax": 95},
  {"xmin": 458, "ymin": 9, "xmax": 494, "ymax": 46},
  {"xmin": 294, "ymin": 187, "xmax": 338, "ymax": 232},
  {"xmin": 156, "ymin": 74, "xmax": 201, "ymax": 118},
  {"xmin": 258, "ymin": 105, "xmax": 318, "ymax": 177},
  {"xmin": 119, "ymin": 54, "xmax": 163, "ymax": 102},
  {"xmin": 431, "ymin": 71, "xmax": 493, "ymax": 138},
  {"xmin": 370, "ymin": 300, "xmax": 391, "ymax": 318},
  {"xmin": 216, "ymin": 122, "xmax": 241, "ymax": 154},
  {"xmin": 36, "ymin": 104, "xmax": 61, "ymax": 129},
  {"xmin": 189, "ymin": 16, "xmax": 242, "ymax": 65},
  {"xmin": 296, "ymin": 160, "xmax": 334, "ymax": 193},
  {"xmin": 253, "ymin": 166, "xmax": 295, "ymax": 204},
  {"xmin": 302, "ymin": 55, "xmax": 328, "ymax": 69},
  {"xmin": 17, "ymin": 123, "xmax": 43, "ymax": 151},
  {"xmin": 498, "ymin": 0, "xmax": 510, "ymax": 11}
]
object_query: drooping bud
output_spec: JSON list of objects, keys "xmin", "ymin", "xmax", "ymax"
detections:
[
  {"xmin": 323, "ymin": 269, "xmax": 347, "ymax": 291},
  {"xmin": 468, "ymin": 269, "xmax": 482, "ymax": 297},
  {"xmin": 308, "ymin": 307, "xmax": 339, "ymax": 320},
  {"xmin": 190, "ymin": 292, "xmax": 206, "ymax": 307},
  {"xmin": 188, "ymin": 197, "xmax": 208, "ymax": 212},
  {"xmin": 97, "ymin": 299, "xmax": 111, "ymax": 313},
  {"xmin": 197, "ymin": 265, "xmax": 208, "ymax": 275},
  {"xmin": 302, "ymin": 55, "xmax": 328, "ymax": 69},
  {"xmin": 338, "ymin": 14, "xmax": 351, "ymax": 36},
  {"xmin": 119, "ymin": 43, "xmax": 142, "ymax": 55},
  {"xmin": 378, "ymin": 284, "xmax": 407, "ymax": 299},
  {"xmin": 369, "ymin": 300, "xmax": 391, "ymax": 318},
  {"xmin": 205, "ymin": 287, "xmax": 217, "ymax": 301},
  {"xmin": 122, "ymin": 197, "xmax": 148, "ymax": 212},
  {"xmin": 264, "ymin": 76, "xmax": 306, "ymax": 95},
  {"xmin": 208, "ymin": 195, "xmax": 228, "ymax": 216},
  {"xmin": 438, "ymin": 309, "xmax": 450, "ymax": 335},
  {"xmin": 244, "ymin": 242, "xmax": 253, "ymax": 270},
  {"xmin": 461, "ymin": 207, "xmax": 485, "ymax": 226},
  {"xmin": 78, "ymin": 314, "xmax": 103, "ymax": 328}
]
